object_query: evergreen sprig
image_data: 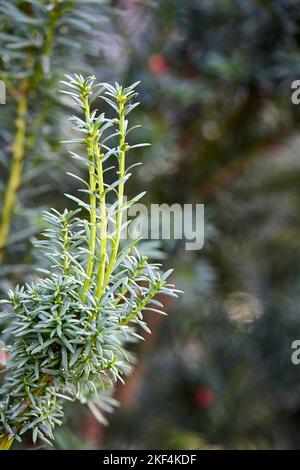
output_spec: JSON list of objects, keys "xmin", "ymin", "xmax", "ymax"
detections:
[{"xmin": 0, "ymin": 74, "xmax": 179, "ymax": 449}]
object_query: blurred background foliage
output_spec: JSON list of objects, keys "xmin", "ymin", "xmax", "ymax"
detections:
[{"xmin": 2, "ymin": 0, "xmax": 300, "ymax": 450}]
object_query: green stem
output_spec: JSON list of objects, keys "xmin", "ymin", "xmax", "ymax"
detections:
[
  {"xmin": 0, "ymin": 91, "xmax": 28, "ymax": 263},
  {"xmin": 31, "ymin": 0, "xmax": 61, "ymax": 88},
  {"xmin": 63, "ymin": 224, "xmax": 70, "ymax": 274},
  {"xmin": 95, "ymin": 145, "xmax": 107, "ymax": 299},
  {"xmin": 103, "ymin": 101, "xmax": 126, "ymax": 286},
  {"xmin": 0, "ymin": 436, "xmax": 14, "ymax": 451},
  {"xmin": 81, "ymin": 95, "xmax": 97, "ymax": 301}
]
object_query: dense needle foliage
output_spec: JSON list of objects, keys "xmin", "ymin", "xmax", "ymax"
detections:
[{"xmin": 0, "ymin": 74, "xmax": 178, "ymax": 449}]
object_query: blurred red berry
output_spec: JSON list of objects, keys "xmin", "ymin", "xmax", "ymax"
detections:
[
  {"xmin": 194, "ymin": 387, "xmax": 214, "ymax": 408},
  {"xmin": 0, "ymin": 351, "xmax": 7, "ymax": 362},
  {"xmin": 0, "ymin": 351, "xmax": 8, "ymax": 371},
  {"xmin": 148, "ymin": 54, "xmax": 169, "ymax": 76}
]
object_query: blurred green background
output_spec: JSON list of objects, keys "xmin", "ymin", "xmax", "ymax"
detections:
[{"xmin": 2, "ymin": 0, "xmax": 300, "ymax": 450}]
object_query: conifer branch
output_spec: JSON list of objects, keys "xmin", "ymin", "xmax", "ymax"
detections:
[{"xmin": 0, "ymin": 74, "xmax": 180, "ymax": 449}]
